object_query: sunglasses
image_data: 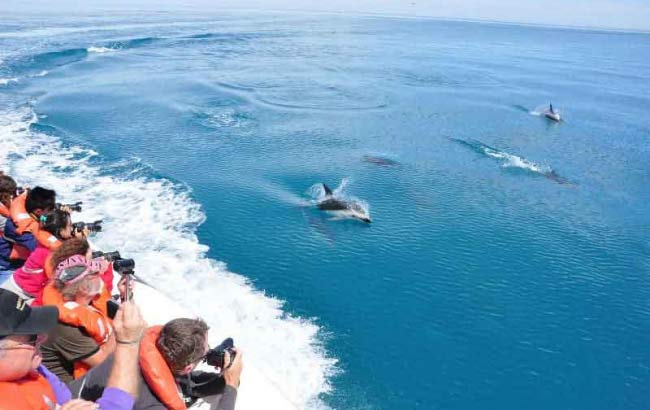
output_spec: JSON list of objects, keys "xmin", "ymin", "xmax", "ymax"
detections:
[{"xmin": 0, "ymin": 334, "xmax": 41, "ymax": 350}]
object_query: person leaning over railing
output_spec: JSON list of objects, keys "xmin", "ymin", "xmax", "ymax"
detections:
[
  {"xmin": 0, "ymin": 173, "xmax": 32, "ymax": 276},
  {"xmin": 39, "ymin": 254, "xmax": 120, "ymax": 382},
  {"xmin": 0, "ymin": 288, "xmax": 147, "ymax": 410},
  {"xmin": 71, "ymin": 317, "xmax": 243, "ymax": 410},
  {"xmin": 2, "ymin": 209, "xmax": 89, "ymax": 304}
]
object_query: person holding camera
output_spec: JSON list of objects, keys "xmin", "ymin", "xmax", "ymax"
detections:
[
  {"xmin": 1, "ymin": 209, "xmax": 90, "ymax": 304},
  {"xmin": 9, "ymin": 186, "xmax": 62, "ymax": 249},
  {"xmin": 0, "ymin": 288, "xmax": 147, "ymax": 410},
  {"xmin": 39, "ymin": 254, "xmax": 119, "ymax": 383},
  {"xmin": 71, "ymin": 317, "xmax": 243, "ymax": 410},
  {"xmin": 42, "ymin": 238, "xmax": 124, "ymax": 308},
  {"xmin": 38, "ymin": 237, "xmax": 135, "ymax": 383},
  {"xmin": 0, "ymin": 174, "xmax": 34, "ymax": 275}
]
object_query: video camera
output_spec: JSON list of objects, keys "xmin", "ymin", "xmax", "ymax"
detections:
[
  {"xmin": 72, "ymin": 220, "xmax": 102, "ymax": 236},
  {"xmin": 92, "ymin": 250, "xmax": 121, "ymax": 262},
  {"xmin": 205, "ymin": 337, "xmax": 236, "ymax": 371},
  {"xmin": 57, "ymin": 201, "xmax": 83, "ymax": 212}
]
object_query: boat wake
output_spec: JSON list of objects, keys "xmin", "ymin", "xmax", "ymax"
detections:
[
  {"xmin": 0, "ymin": 104, "xmax": 337, "ymax": 410},
  {"xmin": 3, "ymin": 36, "xmax": 160, "ymax": 80}
]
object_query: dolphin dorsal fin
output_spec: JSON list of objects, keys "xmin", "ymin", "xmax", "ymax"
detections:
[{"xmin": 322, "ymin": 183, "xmax": 334, "ymax": 196}]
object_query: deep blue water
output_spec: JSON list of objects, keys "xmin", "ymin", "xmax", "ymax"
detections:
[{"xmin": 1, "ymin": 11, "xmax": 649, "ymax": 410}]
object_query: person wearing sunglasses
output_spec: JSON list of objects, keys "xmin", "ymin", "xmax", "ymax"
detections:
[{"xmin": 0, "ymin": 288, "xmax": 146, "ymax": 410}]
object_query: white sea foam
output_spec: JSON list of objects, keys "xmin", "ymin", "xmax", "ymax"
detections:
[
  {"xmin": 32, "ymin": 70, "xmax": 49, "ymax": 77},
  {"xmin": 483, "ymin": 146, "xmax": 551, "ymax": 174},
  {"xmin": 530, "ymin": 104, "xmax": 561, "ymax": 117},
  {"xmin": 0, "ymin": 77, "xmax": 18, "ymax": 86},
  {"xmin": 87, "ymin": 46, "xmax": 116, "ymax": 53},
  {"xmin": 0, "ymin": 105, "xmax": 336, "ymax": 410}
]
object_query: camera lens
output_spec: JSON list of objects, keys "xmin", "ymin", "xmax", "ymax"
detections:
[{"xmin": 113, "ymin": 258, "xmax": 135, "ymax": 273}]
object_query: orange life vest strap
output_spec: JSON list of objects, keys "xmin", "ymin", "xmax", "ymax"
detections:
[
  {"xmin": 9, "ymin": 193, "xmax": 60, "ymax": 250},
  {"xmin": 139, "ymin": 326, "xmax": 187, "ymax": 410},
  {"xmin": 10, "ymin": 192, "xmax": 33, "ymax": 234},
  {"xmin": 41, "ymin": 284, "xmax": 113, "ymax": 344}
]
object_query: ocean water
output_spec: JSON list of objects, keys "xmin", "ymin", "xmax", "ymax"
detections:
[{"xmin": 1, "ymin": 11, "xmax": 649, "ymax": 410}]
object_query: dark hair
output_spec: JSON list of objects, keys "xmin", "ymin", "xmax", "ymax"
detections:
[
  {"xmin": 0, "ymin": 174, "xmax": 17, "ymax": 208},
  {"xmin": 25, "ymin": 187, "xmax": 56, "ymax": 214},
  {"xmin": 40, "ymin": 209, "xmax": 70, "ymax": 239},
  {"xmin": 50, "ymin": 238, "xmax": 90, "ymax": 275},
  {"xmin": 157, "ymin": 318, "xmax": 209, "ymax": 373}
]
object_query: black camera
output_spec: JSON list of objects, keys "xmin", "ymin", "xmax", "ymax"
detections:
[
  {"xmin": 72, "ymin": 220, "xmax": 102, "ymax": 235},
  {"xmin": 205, "ymin": 338, "xmax": 235, "ymax": 370},
  {"xmin": 58, "ymin": 201, "xmax": 82, "ymax": 212},
  {"xmin": 16, "ymin": 187, "xmax": 25, "ymax": 196},
  {"xmin": 92, "ymin": 250, "xmax": 121, "ymax": 262},
  {"xmin": 113, "ymin": 258, "xmax": 135, "ymax": 274}
]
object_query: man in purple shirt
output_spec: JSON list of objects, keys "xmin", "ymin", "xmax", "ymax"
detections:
[{"xmin": 0, "ymin": 288, "xmax": 146, "ymax": 410}]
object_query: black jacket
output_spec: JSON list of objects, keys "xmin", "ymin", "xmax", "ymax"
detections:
[{"xmin": 69, "ymin": 354, "xmax": 237, "ymax": 410}]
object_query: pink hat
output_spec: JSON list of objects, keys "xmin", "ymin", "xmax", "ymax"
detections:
[{"xmin": 55, "ymin": 255, "xmax": 105, "ymax": 284}]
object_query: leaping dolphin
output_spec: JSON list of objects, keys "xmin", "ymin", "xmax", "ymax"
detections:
[{"xmin": 316, "ymin": 183, "xmax": 372, "ymax": 223}]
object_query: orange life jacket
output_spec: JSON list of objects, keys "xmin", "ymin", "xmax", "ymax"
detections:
[
  {"xmin": 0, "ymin": 202, "xmax": 9, "ymax": 218},
  {"xmin": 9, "ymin": 193, "xmax": 60, "ymax": 250},
  {"xmin": 41, "ymin": 284, "xmax": 114, "ymax": 379},
  {"xmin": 0, "ymin": 372, "xmax": 57, "ymax": 410},
  {"xmin": 139, "ymin": 326, "xmax": 187, "ymax": 410},
  {"xmin": 0, "ymin": 200, "xmax": 31, "ymax": 260}
]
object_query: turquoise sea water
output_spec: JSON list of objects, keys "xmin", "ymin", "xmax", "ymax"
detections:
[{"xmin": 1, "ymin": 11, "xmax": 649, "ymax": 410}]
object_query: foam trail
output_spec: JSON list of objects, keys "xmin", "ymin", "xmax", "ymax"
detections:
[
  {"xmin": 0, "ymin": 77, "xmax": 18, "ymax": 86},
  {"xmin": 530, "ymin": 103, "xmax": 561, "ymax": 117},
  {"xmin": 87, "ymin": 46, "xmax": 116, "ymax": 53},
  {"xmin": 0, "ymin": 105, "xmax": 337, "ymax": 410},
  {"xmin": 451, "ymin": 138, "xmax": 571, "ymax": 184},
  {"xmin": 482, "ymin": 146, "xmax": 552, "ymax": 174}
]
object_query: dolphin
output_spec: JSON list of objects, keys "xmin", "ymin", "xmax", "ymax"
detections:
[
  {"xmin": 317, "ymin": 184, "xmax": 372, "ymax": 223},
  {"xmin": 543, "ymin": 103, "xmax": 561, "ymax": 122},
  {"xmin": 362, "ymin": 155, "xmax": 400, "ymax": 167}
]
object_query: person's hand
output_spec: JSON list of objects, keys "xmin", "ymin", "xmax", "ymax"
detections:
[
  {"xmin": 222, "ymin": 348, "xmax": 243, "ymax": 389},
  {"xmin": 72, "ymin": 226, "xmax": 90, "ymax": 238},
  {"xmin": 117, "ymin": 275, "xmax": 135, "ymax": 301},
  {"xmin": 113, "ymin": 301, "xmax": 146, "ymax": 345},
  {"xmin": 59, "ymin": 399, "xmax": 99, "ymax": 410}
]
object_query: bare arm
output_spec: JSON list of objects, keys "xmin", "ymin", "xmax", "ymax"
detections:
[
  {"xmin": 80, "ymin": 335, "xmax": 115, "ymax": 368},
  {"xmin": 105, "ymin": 301, "xmax": 146, "ymax": 397}
]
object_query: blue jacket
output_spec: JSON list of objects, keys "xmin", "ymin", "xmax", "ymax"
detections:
[{"xmin": 0, "ymin": 216, "xmax": 37, "ymax": 269}]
